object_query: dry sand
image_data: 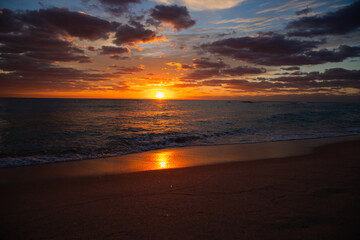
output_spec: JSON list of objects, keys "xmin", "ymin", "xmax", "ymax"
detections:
[{"xmin": 1, "ymin": 138, "xmax": 360, "ymax": 239}]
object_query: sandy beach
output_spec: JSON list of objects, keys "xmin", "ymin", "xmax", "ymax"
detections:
[{"xmin": 1, "ymin": 137, "xmax": 360, "ymax": 239}]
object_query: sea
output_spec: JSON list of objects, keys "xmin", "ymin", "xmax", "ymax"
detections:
[{"xmin": 0, "ymin": 98, "xmax": 359, "ymax": 167}]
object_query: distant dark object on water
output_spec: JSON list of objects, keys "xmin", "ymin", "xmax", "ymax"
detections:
[{"xmin": 243, "ymin": 101, "xmax": 254, "ymax": 103}]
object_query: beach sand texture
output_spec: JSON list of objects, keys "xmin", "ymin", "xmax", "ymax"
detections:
[{"xmin": 1, "ymin": 138, "xmax": 360, "ymax": 239}]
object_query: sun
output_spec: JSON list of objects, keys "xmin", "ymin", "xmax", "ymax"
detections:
[{"xmin": 155, "ymin": 92, "xmax": 165, "ymax": 99}]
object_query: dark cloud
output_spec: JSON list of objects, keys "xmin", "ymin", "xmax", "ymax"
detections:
[
  {"xmin": 149, "ymin": 4, "xmax": 196, "ymax": 31},
  {"xmin": 0, "ymin": 54, "xmax": 114, "ymax": 91},
  {"xmin": 296, "ymin": 8, "xmax": 311, "ymax": 16},
  {"xmin": 100, "ymin": 46, "xmax": 130, "ymax": 60},
  {"xmin": 0, "ymin": 7, "xmax": 165, "ymax": 93},
  {"xmin": 113, "ymin": 22, "xmax": 162, "ymax": 46},
  {"xmin": 201, "ymin": 34, "xmax": 318, "ymax": 63},
  {"xmin": 109, "ymin": 55, "xmax": 130, "ymax": 60},
  {"xmin": 109, "ymin": 65, "xmax": 144, "ymax": 74},
  {"xmin": 301, "ymin": 45, "xmax": 360, "ymax": 65},
  {"xmin": 272, "ymin": 68, "xmax": 360, "ymax": 83},
  {"xmin": 201, "ymin": 79, "xmax": 284, "ymax": 91},
  {"xmin": 281, "ymin": 66, "xmax": 300, "ymax": 71},
  {"xmin": 182, "ymin": 69, "xmax": 221, "ymax": 80},
  {"xmin": 0, "ymin": 8, "xmax": 23, "ymax": 33},
  {"xmin": 193, "ymin": 58, "xmax": 228, "ymax": 69},
  {"xmin": 100, "ymin": 46, "xmax": 130, "ymax": 55},
  {"xmin": 222, "ymin": 66, "xmax": 266, "ymax": 76},
  {"xmin": 166, "ymin": 62, "xmax": 194, "ymax": 70},
  {"xmin": 201, "ymin": 34, "xmax": 360, "ymax": 66},
  {"xmin": 0, "ymin": 28, "xmax": 91, "ymax": 63},
  {"xmin": 198, "ymin": 68, "xmax": 360, "ymax": 93},
  {"xmin": 1, "ymin": 7, "xmax": 116, "ymax": 41},
  {"xmin": 0, "ymin": 7, "xmax": 163, "ymax": 89},
  {"xmin": 246, "ymin": 68, "xmax": 360, "ymax": 92},
  {"xmin": 0, "ymin": 8, "xmax": 133, "ymax": 92},
  {"xmin": 217, "ymin": 31, "xmax": 237, "ymax": 38},
  {"xmin": 180, "ymin": 64, "xmax": 193, "ymax": 70},
  {"xmin": 287, "ymin": 2, "xmax": 360, "ymax": 37},
  {"xmin": 0, "ymin": 7, "xmax": 123, "ymax": 66},
  {"xmin": 182, "ymin": 64, "xmax": 266, "ymax": 80},
  {"xmin": 87, "ymin": 46, "xmax": 97, "ymax": 51},
  {"xmin": 177, "ymin": 68, "xmax": 360, "ymax": 94},
  {"xmin": 98, "ymin": 0, "xmax": 141, "ymax": 16},
  {"xmin": 289, "ymin": 71, "xmax": 306, "ymax": 76},
  {"xmin": 34, "ymin": 8, "xmax": 117, "ymax": 40}
]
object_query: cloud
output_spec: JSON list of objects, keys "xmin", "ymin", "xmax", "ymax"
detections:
[
  {"xmin": 28, "ymin": 8, "xmax": 116, "ymax": 40},
  {"xmin": 109, "ymin": 65, "xmax": 144, "ymax": 74},
  {"xmin": 222, "ymin": 66, "xmax": 266, "ymax": 76},
  {"xmin": 185, "ymin": 68, "xmax": 360, "ymax": 93},
  {"xmin": 99, "ymin": 45, "xmax": 131, "ymax": 60},
  {"xmin": 256, "ymin": 0, "xmax": 323, "ymax": 15},
  {"xmin": 97, "ymin": 0, "xmax": 141, "ymax": 16},
  {"xmin": 281, "ymin": 66, "xmax": 300, "ymax": 71},
  {"xmin": 149, "ymin": 4, "xmax": 196, "ymax": 31},
  {"xmin": 182, "ymin": 62, "xmax": 266, "ymax": 80},
  {"xmin": 193, "ymin": 58, "xmax": 228, "ymax": 69},
  {"xmin": 272, "ymin": 68, "xmax": 360, "ymax": 83},
  {"xmin": 182, "ymin": 69, "xmax": 221, "ymax": 80},
  {"xmin": 0, "ymin": 8, "xmax": 161, "ymax": 48},
  {"xmin": 109, "ymin": 55, "xmax": 130, "ymax": 60},
  {"xmin": 286, "ymin": 1, "xmax": 360, "ymax": 37},
  {"xmin": 0, "ymin": 7, "xmax": 141, "ymax": 92},
  {"xmin": 166, "ymin": 62, "xmax": 193, "ymax": 70},
  {"xmin": 0, "ymin": 7, "xmax": 123, "ymax": 65},
  {"xmin": 113, "ymin": 22, "xmax": 164, "ymax": 46},
  {"xmin": 210, "ymin": 17, "xmax": 269, "ymax": 25},
  {"xmin": 100, "ymin": 46, "xmax": 130, "ymax": 54},
  {"xmin": 0, "ymin": 54, "xmax": 114, "ymax": 91},
  {"xmin": 178, "ymin": 64, "xmax": 360, "ymax": 94},
  {"xmin": 201, "ymin": 34, "xmax": 360, "ymax": 66},
  {"xmin": 0, "ymin": 34, "xmax": 91, "ymax": 63},
  {"xmin": 171, "ymin": 83, "xmax": 199, "ymax": 88},
  {"xmin": 296, "ymin": 8, "xmax": 311, "ymax": 16},
  {"xmin": 0, "ymin": 7, "xmax": 168, "ymax": 93},
  {"xmin": 151, "ymin": 0, "xmax": 245, "ymax": 11},
  {"xmin": 87, "ymin": 46, "xmax": 97, "ymax": 51},
  {"xmin": 201, "ymin": 79, "xmax": 282, "ymax": 91},
  {"xmin": 0, "ymin": 8, "xmax": 23, "ymax": 33}
]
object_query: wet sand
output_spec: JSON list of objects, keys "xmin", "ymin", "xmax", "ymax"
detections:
[{"xmin": 1, "ymin": 138, "xmax": 360, "ymax": 239}]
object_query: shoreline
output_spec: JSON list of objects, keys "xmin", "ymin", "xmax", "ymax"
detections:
[
  {"xmin": 3, "ymin": 133, "xmax": 359, "ymax": 169},
  {"xmin": 1, "ymin": 137, "xmax": 360, "ymax": 239},
  {"xmin": 0, "ymin": 135, "xmax": 359, "ymax": 184}
]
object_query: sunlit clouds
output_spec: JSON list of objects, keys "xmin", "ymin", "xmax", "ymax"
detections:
[{"xmin": 0, "ymin": 0, "xmax": 359, "ymax": 101}]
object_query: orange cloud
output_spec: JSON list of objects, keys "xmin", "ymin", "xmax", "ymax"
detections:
[{"xmin": 166, "ymin": 62, "xmax": 193, "ymax": 70}]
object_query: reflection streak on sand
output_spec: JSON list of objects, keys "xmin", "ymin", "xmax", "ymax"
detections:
[
  {"xmin": 132, "ymin": 150, "xmax": 186, "ymax": 172},
  {"xmin": 1, "ymin": 135, "xmax": 359, "ymax": 184},
  {"xmin": 155, "ymin": 152, "xmax": 171, "ymax": 169}
]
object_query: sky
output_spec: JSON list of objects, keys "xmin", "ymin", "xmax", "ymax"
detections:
[{"xmin": 0, "ymin": 0, "xmax": 359, "ymax": 101}]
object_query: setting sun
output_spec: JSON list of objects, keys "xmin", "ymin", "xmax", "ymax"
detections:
[{"xmin": 156, "ymin": 92, "xmax": 165, "ymax": 99}]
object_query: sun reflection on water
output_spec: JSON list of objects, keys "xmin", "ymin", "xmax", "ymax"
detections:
[
  {"xmin": 155, "ymin": 152, "xmax": 172, "ymax": 169},
  {"xmin": 160, "ymin": 161, "xmax": 166, "ymax": 168}
]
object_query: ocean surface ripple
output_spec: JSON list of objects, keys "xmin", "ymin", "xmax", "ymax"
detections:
[{"xmin": 0, "ymin": 98, "xmax": 359, "ymax": 167}]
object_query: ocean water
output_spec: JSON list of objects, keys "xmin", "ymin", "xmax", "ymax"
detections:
[{"xmin": 0, "ymin": 98, "xmax": 359, "ymax": 167}]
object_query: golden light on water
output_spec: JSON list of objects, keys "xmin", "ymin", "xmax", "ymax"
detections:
[
  {"xmin": 156, "ymin": 92, "xmax": 165, "ymax": 99},
  {"xmin": 155, "ymin": 152, "xmax": 171, "ymax": 169},
  {"xmin": 160, "ymin": 161, "xmax": 166, "ymax": 168}
]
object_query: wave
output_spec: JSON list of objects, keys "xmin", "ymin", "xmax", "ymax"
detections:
[{"xmin": 1, "ymin": 128, "xmax": 359, "ymax": 168}]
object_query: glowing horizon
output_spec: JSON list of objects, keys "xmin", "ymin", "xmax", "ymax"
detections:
[{"xmin": 0, "ymin": 0, "xmax": 359, "ymax": 102}]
